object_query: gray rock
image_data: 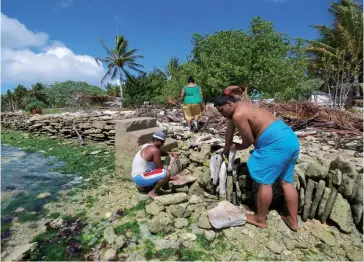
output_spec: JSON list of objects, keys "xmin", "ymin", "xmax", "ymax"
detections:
[
  {"xmin": 329, "ymin": 193, "xmax": 353, "ymax": 233},
  {"xmin": 302, "ymin": 179, "xmax": 315, "ymax": 221},
  {"xmin": 295, "ymin": 166, "xmax": 307, "ymax": 188},
  {"xmin": 196, "ymin": 166, "xmax": 214, "ymax": 194},
  {"xmin": 299, "ymin": 187, "xmax": 305, "ymax": 211},
  {"xmin": 330, "ymin": 156, "xmax": 358, "ymax": 198},
  {"xmin": 103, "ymin": 248, "xmax": 116, "ymax": 261},
  {"xmin": 190, "ymin": 144, "xmax": 210, "ymax": 164},
  {"xmin": 351, "ymin": 203, "xmax": 363, "ymax": 226},
  {"xmin": 145, "ymin": 200, "xmax": 165, "ymax": 215},
  {"xmin": 188, "ymin": 181, "xmax": 205, "ymax": 196},
  {"xmin": 190, "ymin": 223, "xmax": 204, "ymax": 234},
  {"xmin": 168, "ymin": 156, "xmax": 183, "ymax": 176},
  {"xmin": 173, "ymin": 185, "xmax": 189, "ymax": 193},
  {"xmin": 169, "ymin": 204, "xmax": 190, "ymax": 218},
  {"xmin": 317, "ymin": 187, "xmax": 331, "ymax": 219},
  {"xmin": 266, "ymin": 240, "xmax": 284, "ymax": 254},
  {"xmin": 155, "ymin": 193, "xmax": 188, "ymax": 205},
  {"xmin": 2, "ymin": 242, "xmax": 37, "ymax": 261},
  {"xmin": 305, "ymin": 162, "xmax": 328, "ymax": 180},
  {"xmin": 179, "ymin": 154, "xmax": 190, "ymax": 169},
  {"xmin": 332, "ymin": 169, "xmax": 342, "ymax": 187},
  {"xmin": 147, "ymin": 212, "xmax": 174, "ymax": 234},
  {"xmin": 346, "ymin": 248, "xmax": 363, "ymax": 261},
  {"xmin": 170, "ymin": 174, "xmax": 197, "ymax": 186},
  {"xmin": 174, "ymin": 218, "xmax": 189, "ymax": 229},
  {"xmin": 104, "ymin": 226, "xmax": 116, "ymax": 245},
  {"xmin": 283, "ymin": 237, "xmax": 295, "ymax": 250},
  {"xmin": 203, "ymin": 230, "xmax": 216, "ymax": 242},
  {"xmin": 207, "ymin": 201, "xmax": 246, "ymax": 229},
  {"xmin": 181, "ymin": 232, "xmax": 197, "ymax": 242},
  {"xmin": 311, "ymin": 227, "xmax": 337, "ymax": 246},
  {"xmin": 114, "ymin": 235, "xmax": 126, "ymax": 249},
  {"xmin": 309, "ymin": 180, "xmax": 326, "ymax": 219},
  {"xmin": 189, "ymin": 195, "xmax": 202, "ymax": 204},
  {"xmin": 351, "ymin": 173, "xmax": 363, "ymax": 204},
  {"xmin": 321, "ymin": 188, "xmax": 337, "ymax": 223},
  {"xmin": 197, "ymin": 213, "xmax": 212, "ymax": 229}
]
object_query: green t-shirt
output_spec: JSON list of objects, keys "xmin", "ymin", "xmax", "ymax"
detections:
[{"xmin": 183, "ymin": 85, "xmax": 203, "ymax": 104}]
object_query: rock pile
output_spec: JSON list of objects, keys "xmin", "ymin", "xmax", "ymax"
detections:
[
  {"xmin": 1, "ymin": 111, "xmax": 134, "ymax": 145},
  {"xmin": 154, "ymin": 128, "xmax": 364, "ymax": 234}
]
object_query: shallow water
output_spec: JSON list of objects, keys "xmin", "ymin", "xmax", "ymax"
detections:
[{"xmin": 1, "ymin": 145, "xmax": 79, "ymax": 216}]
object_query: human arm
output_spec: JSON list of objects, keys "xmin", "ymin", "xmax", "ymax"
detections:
[
  {"xmin": 152, "ymin": 149, "xmax": 163, "ymax": 169},
  {"xmin": 180, "ymin": 88, "xmax": 185, "ymax": 104},
  {"xmin": 223, "ymin": 119, "xmax": 236, "ymax": 156},
  {"xmin": 232, "ymin": 112, "xmax": 254, "ymax": 150},
  {"xmin": 160, "ymin": 151, "xmax": 180, "ymax": 159},
  {"xmin": 199, "ymin": 86, "xmax": 204, "ymax": 103}
]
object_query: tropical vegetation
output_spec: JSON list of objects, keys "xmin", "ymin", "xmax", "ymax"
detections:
[{"xmin": 1, "ymin": 0, "xmax": 362, "ymax": 111}]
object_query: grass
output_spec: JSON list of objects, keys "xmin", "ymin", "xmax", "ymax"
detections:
[
  {"xmin": 196, "ymin": 233, "xmax": 211, "ymax": 250},
  {"xmin": 1, "ymin": 129, "xmax": 114, "ymax": 178},
  {"xmin": 124, "ymin": 201, "xmax": 147, "ymax": 217},
  {"xmin": 114, "ymin": 221, "xmax": 141, "ymax": 239},
  {"xmin": 144, "ymin": 239, "xmax": 156, "ymax": 260}
]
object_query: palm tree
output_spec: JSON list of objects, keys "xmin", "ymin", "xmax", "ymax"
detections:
[
  {"xmin": 306, "ymin": 0, "xmax": 363, "ymax": 101},
  {"xmin": 159, "ymin": 57, "xmax": 181, "ymax": 80},
  {"xmin": 96, "ymin": 36, "xmax": 144, "ymax": 108},
  {"xmin": 30, "ymin": 83, "xmax": 48, "ymax": 105}
]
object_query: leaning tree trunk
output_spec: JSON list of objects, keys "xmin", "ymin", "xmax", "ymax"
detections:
[{"xmin": 119, "ymin": 82, "xmax": 123, "ymax": 108}]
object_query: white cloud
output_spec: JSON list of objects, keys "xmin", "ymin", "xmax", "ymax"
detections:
[
  {"xmin": 1, "ymin": 13, "xmax": 48, "ymax": 49},
  {"xmin": 1, "ymin": 13, "xmax": 106, "ymax": 87}
]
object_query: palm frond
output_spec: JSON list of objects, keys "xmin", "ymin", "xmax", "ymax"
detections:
[
  {"xmin": 100, "ymin": 38, "xmax": 115, "ymax": 57},
  {"xmin": 101, "ymin": 68, "xmax": 114, "ymax": 84}
]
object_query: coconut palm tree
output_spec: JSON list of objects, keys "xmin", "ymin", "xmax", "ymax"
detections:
[
  {"xmin": 306, "ymin": 0, "xmax": 363, "ymax": 100},
  {"xmin": 159, "ymin": 57, "xmax": 181, "ymax": 80},
  {"xmin": 96, "ymin": 36, "xmax": 144, "ymax": 107}
]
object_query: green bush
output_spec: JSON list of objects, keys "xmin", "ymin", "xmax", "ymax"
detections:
[{"xmin": 25, "ymin": 100, "xmax": 47, "ymax": 112}]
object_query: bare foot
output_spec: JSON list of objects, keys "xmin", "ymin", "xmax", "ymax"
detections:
[
  {"xmin": 148, "ymin": 191, "xmax": 159, "ymax": 199},
  {"xmin": 246, "ymin": 214, "xmax": 268, "ymax": 228},
  {"xmin": 281, "ymin": 216, "xmax": 298, "ymax": 232}
]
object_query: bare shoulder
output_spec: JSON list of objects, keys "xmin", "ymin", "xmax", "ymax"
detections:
[{"xmin": 232, "ymin": 102, "xmax": 249, "ymax": 120}]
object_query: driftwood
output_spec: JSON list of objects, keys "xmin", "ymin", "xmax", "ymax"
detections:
[{"xmin": 72, "ymin": 123, "xmax": 85, "ymax": 146}]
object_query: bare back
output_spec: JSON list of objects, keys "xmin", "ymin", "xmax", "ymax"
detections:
[{"xmin": 233, "ymin": 102, "xmax": 277, "ymax": 145}]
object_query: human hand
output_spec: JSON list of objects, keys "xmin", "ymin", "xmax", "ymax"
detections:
[
  {"xmin": 232, "ymin": 143, "xmax": 244, "ymax": 150},
  {"xmin": 170, "ymin": 176, "xmax": 178, "ymax": 181},
  {"xmin": 170, "ymin": 152, "xmax": 180, "ymax": 159}
]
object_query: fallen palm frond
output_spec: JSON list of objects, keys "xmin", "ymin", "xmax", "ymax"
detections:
[{"xmin": 263, "ymin": 101, "xmax": 363, "ymax": 132}]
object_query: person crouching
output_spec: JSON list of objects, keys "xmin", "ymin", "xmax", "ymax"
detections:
[{"xmin": 131, "ymin": 131, "xmax": 178, "ymax": 198}]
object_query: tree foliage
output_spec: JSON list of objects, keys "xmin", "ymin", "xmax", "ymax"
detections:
[
  {"xmin": 96, "ymin": 35, "xmax": 144, "ymax": 107},
  {"xmin": 45, "ymin": 81, "xmax": 105, "ymax": 107},
  {"xmin": 187, "ymin": 17, "xmax": 307, "ymax": 100}
]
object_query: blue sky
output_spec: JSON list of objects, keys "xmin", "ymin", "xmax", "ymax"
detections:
[{"xmin": 2, "ymin": 0, "xmax": 335, "ymax": 93}]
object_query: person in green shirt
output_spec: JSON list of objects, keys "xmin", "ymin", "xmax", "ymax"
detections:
[{"xmin": 180, "ymin": 76, "xmax": 204, "ymax": 131}]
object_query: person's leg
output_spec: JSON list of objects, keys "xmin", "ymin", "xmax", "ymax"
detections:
[
  {"xmin": 148, "ymin": 169, "xmax": 171, "ymax": 198},
  {"xmin": 279, "ymin": 154, "xmax": 299, "ymax": 231},
  {"xmin": 280, "ymin": 180, "xmax": 298, "ymax": 231},
  {"xmin": 246, "ymin": 184, "xmax": 272, "ymax": 228}
]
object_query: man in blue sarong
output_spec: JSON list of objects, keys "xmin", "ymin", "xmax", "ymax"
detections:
[{"xmin": 214, "ymin": 92, "xmax": 300, "ymax": 231}]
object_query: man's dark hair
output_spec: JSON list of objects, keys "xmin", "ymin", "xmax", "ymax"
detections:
[
  {"xmin": 187, "ymin": 76, "xmax": 195, "ymax": 83},
  {"xmin": 213, "ymin": 94, "xmax": 237, "ymax": 107}
]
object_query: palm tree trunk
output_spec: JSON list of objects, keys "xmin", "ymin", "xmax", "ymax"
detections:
[{"xmin": 119, "ymin": 82, "xmax": 123, "ymax": 108}]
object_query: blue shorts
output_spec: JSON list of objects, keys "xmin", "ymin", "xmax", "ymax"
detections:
[
  {"xmin": 247, "ymin": 120, "xmax": 300, "ymax": 185},
  {"xmin": 132, "ymin": 168, "xmax": 167, "ymax": 187}
]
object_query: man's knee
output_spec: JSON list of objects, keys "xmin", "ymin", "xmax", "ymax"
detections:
[
  {"xmin": 280, "ymin": 179, "xmax": 291, "ymax": 187},
  {"xmin": 165, "ymin": 169, "xmax": 171, "ymax": 179}
]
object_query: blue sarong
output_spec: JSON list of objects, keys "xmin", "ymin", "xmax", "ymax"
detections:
[{"xmin": 247, "ymin": 120, "xmax": 300, "ymax": 185}]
